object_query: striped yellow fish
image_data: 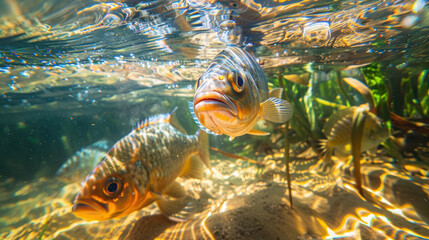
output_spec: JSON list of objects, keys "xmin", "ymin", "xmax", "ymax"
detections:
[
  {"xmin": 320, "ymin": 106, "xmax": 389, "ymax": 159},
  {"xmin": 190, "ymin": 46, "xmax": 293, "ymax": 140},
  {"xmin": 72, "ymin": 108, "xmax": 209, "ymax": 221}
]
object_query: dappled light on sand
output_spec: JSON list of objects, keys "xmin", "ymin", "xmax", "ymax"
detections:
[{"xmin": 1, "ymin": 151, "xmax": 428, "ymax": 239}]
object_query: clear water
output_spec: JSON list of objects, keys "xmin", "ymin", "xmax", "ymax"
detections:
[{"xmin": 1, "ymin": 0, "xmax": 429, "ymax": 239}]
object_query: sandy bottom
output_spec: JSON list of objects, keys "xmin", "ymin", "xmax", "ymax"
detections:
[{"xmin": 1, "ymin": 152, "xmax": 429, "ymax": 240}]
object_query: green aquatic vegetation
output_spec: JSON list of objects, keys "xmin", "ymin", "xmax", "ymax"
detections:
[
  {"xmin": 363, "ymin": 62, "xmax": 428, "ymax": 126},
  {"xmin": 268, "ymin": 68, "xmax": 345, "ymax": 148},
  {"xmin": 335, "ymin": 71, "xmax": 353, "ymax": 107},
  {"xmin": 269, "ymin": 64, "xmax": 415, "ymax": 197},
  {"xmin": 361, "ymin": 64, "xmax": 429, "ymax": 167},
  {"xmin": 269, "ymin": 70, "xmax": 314, "ymax": 147},
  {"xmin": 417, "ymin": 70, "xmax": 429, "ymax": 117},
  {"xmin": 361, "ymin": 63, "xmax": 387, "ymax": 105},
  {"xmin": 304, "ymin": 72, "xmax": 324, "ymax": 140},
  {"xmin": 362, "ymin": 63, "xmax": 391, "ymax": 126},
  {"xmin": 38, "ymin": 212, "xmax": 52, "ymax": 240},
  {"xmin": 401, "ymin": 69, "xmax": 429, "ymax": 119},
  {"xmin": 38, "ymin": 221, "xmax": 49, "ymax": 240},
  {"xmin": 365, "ymin": 62, "xmax": 427, "ymax": 120}
]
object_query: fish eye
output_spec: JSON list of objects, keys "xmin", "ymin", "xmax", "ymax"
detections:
[
  {"xmin": 233, "ymin": 74, "xmax": 245, "ymax": 92},
  {"xmin": 104, "ymin": 177, "xmax": 122, "ymax": 195},
  {"xmin": 229, "ymin": 71, "xmax": 245, "ymax": 93},
  {"xmin": 237, "ymin": 76, "xmax": 243, "ymax": 87},
  {"xmin": 230, "ymin": 2, "xmax": 238, "ymax": 8}
]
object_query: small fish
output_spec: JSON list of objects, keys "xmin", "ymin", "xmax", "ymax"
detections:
[
  {"xmin": 190, "ymin": 46, "xmax": 293, "ymax": 140},
  {"xmin": 283, "ymin": 73, "xmax": 310, "ymax": 86},
  {"xmin": 72, "ymin": 108, "xmax": 209, "ymax": 221},
  {"xmin": 56, "ymin": 140, "xmax": 109, "ymax": 183},
  {"xmin": 320, "ymin": 106, "xmax": 390, "ymax": 159}
]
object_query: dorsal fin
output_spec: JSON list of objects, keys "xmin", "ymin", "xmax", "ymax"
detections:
[
  {"xmin": 134, "ymin": 107, "xmax": 179, "ymax": 132},
  {"xmin": 169, "ymin": 107, "xmax": 188, "ymax": 134}
]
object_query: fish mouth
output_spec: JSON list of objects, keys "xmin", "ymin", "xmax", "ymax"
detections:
[
  {"xmin": 194, "ymin": 91, "xmax": 238, "ymax": 117},
  {"xmin": 72, "ymin": 198, "xmax": 109, "ymax": 220}
]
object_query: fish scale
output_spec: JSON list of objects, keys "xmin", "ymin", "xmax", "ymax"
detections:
[
  {"xmin": 125, "ymin": 124, "xmax": 198, "ymax": 190},
  {"xmin": 72, "ymin": 110, "xmax": 209, "ymax": 221}
]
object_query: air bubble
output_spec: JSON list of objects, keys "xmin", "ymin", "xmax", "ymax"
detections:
[
  {"xmin": 401, "ymin": 15, "xmax": 419, "ymax": 28},
  {"xmin": 302, "ymin": 22, "xmax": 331, "ymax": 47},
  {"xmin": 218, "ymin": 20, "xmax": 241, "ymax": 45},
  {"xmin": 101, "ymin": 14, "xmax": 121, "ymax": 27},
  {"xmin": 20, "ymin": 71, "xmax": 30, "ymax": 78}
]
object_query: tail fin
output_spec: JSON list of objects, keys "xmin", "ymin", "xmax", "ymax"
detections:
[
  {"xmin": 318, "ymin": 139, "xmax": 333, "ymax": 163},
  {"xmin": 197, "ymin": 129, "xmax": 211, "ymax": 170},
  {"xmin": 313, "ymin": 139, "xmax": 334, "ymax": 174}
]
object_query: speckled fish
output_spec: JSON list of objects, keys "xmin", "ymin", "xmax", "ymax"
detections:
[
  {"xmin": 190, "ymin": 46, "xmax": 293, "ymax": 140},
  {"xmin": 320, "ymin": 106, "xmax": 390, "ymax": 159},
  {"xmin": 56, "ymin": 140, "xmax": 109, "ymax": 183},
  {"xmin": 72, "ymin": 108, "xmax": 209, "ymax": 221}
]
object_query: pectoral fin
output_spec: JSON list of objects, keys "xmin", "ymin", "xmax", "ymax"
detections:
[
  {"xmin": 260, "ymin": 97, "xmax": 293, "ymax": 123},
  {"xmin": 156, "ymin": 181, "xmax": 187, "ymax": 217},
  {"xmin": 163, "ymin": 181, "xmax": 186, "ymax": 199},
  {"xmin": 180, "ymin": 155, "xmax": 205, "ymax": 179},
  {"xmin": 156, "ymin": 197, "xmax": 188, "ymax": 218}
]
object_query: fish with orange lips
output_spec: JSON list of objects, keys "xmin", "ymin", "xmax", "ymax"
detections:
[
  {"xmin": 190, "ymin": 46, "xmax": 293, "ymax": 140},
  {"xmin": 72, "ymin": 108, "xmax": 209, "ymax": 221}
]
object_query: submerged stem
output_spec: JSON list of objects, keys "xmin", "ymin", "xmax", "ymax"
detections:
[
  {"xmin": 278, "ymin": 70, "xmax": 293, "ymax": 209},
  {"xmin": 38, "ymin": 215, "xmax": 51, "ymax": 240},
  {"xmin": 351, "ymin": 108, "xmax": 366, "ymax": 196},
  {"xmin": 284, "ymin": 121, "xmax": 293, "ymax": 209},
  {"xmin": 336, "ymin": 71, "xmax": 353, "ymax": 107}
]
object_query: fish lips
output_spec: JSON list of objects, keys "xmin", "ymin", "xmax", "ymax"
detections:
[
  {"xmin": 193, "ymin": 91, "xmax": 239, "ymax": 132},
  {"xmin": 193, "ymin": 91, "xmax": 238, "ymax": 118},
  {"xmin": 72, "ymin": 198, "xmax": 109, "ymax": 220}
]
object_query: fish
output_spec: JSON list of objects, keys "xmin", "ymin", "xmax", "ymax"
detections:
[
  {"xmin": 72, "ymin": 108, "xmax": 209, "ymax": 221},
  {"xmin": 56, "ymin": 140, "xmax": 109, "ymax": 183},
  {"xmin": 283, "ymin": 73, "xmax": 310, "ymax": 86},
  {"xmin": 319, "ymin": 106, "xmax": 390, "ymax": 161},
  {"xmin": 190, "ymin": 46, "xmax": 293, "ymax": 140}
]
